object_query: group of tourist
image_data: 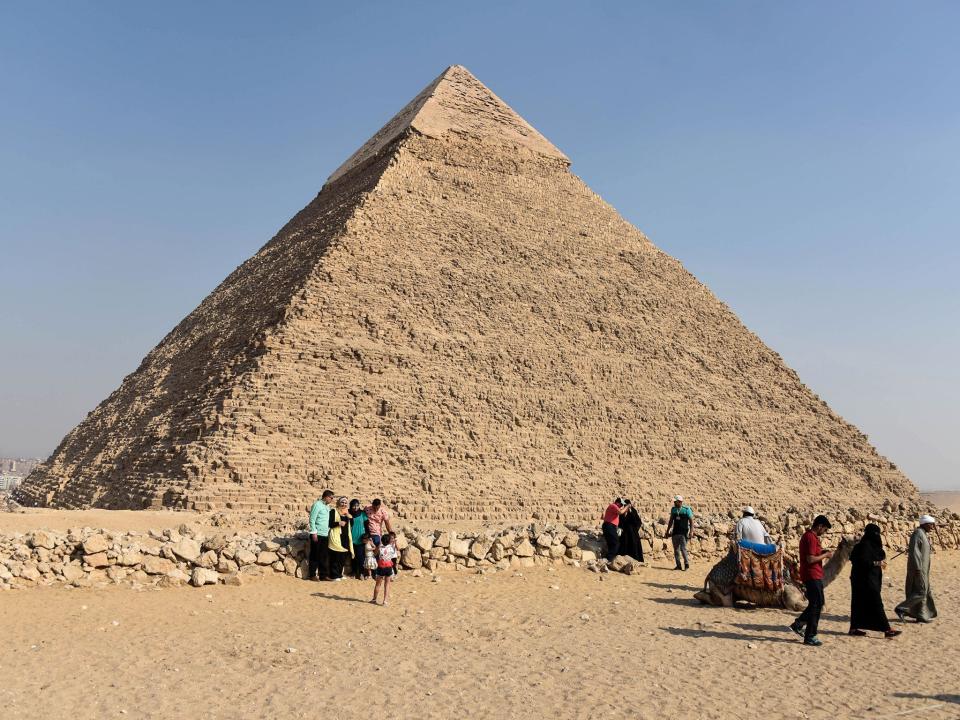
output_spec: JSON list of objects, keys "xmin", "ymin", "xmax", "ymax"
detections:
[
  {"xmin": 790, "ymin": 512, "xmax": 939, "ymax": 646},
  {"xmin": 602, "ymin": 495, "xmax": 939, "ymax": 648},
  {"xmin": 601, "ymin": 495, "xmax": 693, "ymax": 570},
  {"xmin": 307, "ymin": 491, "xmax": 398, "ymax": 605}
]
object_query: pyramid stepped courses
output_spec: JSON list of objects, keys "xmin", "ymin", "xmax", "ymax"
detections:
[
  {"xmin": 15, "ymin": 156, "xmax": 386, "ymax": 511},
  {"xmin": 18, "ymin": 67, "xmax": 916, "ymax": 521}
]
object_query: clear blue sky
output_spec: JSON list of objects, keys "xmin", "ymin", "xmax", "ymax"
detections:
[{"xmin": 1, "ymin": 2, "xmax": 957, "ymax": 490}]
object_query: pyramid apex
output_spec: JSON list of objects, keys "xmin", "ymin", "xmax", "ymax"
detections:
[{"xmin": 326, "ymin": 65, "xmax": 568, "ymax": 185}]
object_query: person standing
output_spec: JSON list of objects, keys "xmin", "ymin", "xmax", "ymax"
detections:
[
  {"xmin": 618, "ymin": 500, "xmax": 644, "ymax": 562},
  {"xmin": 371, "ymin": 532, "xmax": 398, "ymax": 606},
  {"xmin": 308, "ymin": 489, "xmax": 335, "ymax": 581},
  {"xmin": 365, "ymin": 498, "xmax": 394, "ymax": 545},
  {"xmin": 601, "ymin": 498, "xmax": 629, "ymax": 561},
  {"xmin": 665, "ymin": 495, "xmax": 693, "ymax": 570},
  {"xmin": 349, "ymin": 499, "xmax": 368, "ymax": 579},
  {"xmin": 895, "ymin": 515, "xmax": 938, "ymax": 624},
  {"xmin": 735, "ymin": 506, "xmax": 774, "ymax": 546},
  {"xmin": 790, "ymin": 515, "xmax": 834, "ymax": 646},
  {"xmin": 848, "ymin": 523, "xmax": 901, "ymax": 638},
  {"xmin": 327, "ymin": 497, "xmax": 354, "ymax": 581}
]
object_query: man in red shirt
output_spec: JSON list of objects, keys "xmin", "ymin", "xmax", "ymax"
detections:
[
  {"xmin": 601, "ymin": 498, "xmax": 630, "ymax": 561},
  {"xmin": 790, "ymin": 515, "xmax": 834, "ymax": 646}
]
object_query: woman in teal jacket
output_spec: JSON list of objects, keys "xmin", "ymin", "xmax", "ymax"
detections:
[{"xmin": 349, "ymin": 498, "xmax": 368, "ymax": 579}]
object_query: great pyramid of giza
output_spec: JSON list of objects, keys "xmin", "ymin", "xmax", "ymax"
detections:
[{"xmin": 16, "ymin": 65, "xmax": 917, "ymax": 521}]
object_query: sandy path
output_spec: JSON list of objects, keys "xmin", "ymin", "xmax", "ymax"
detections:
[
  {"xmin": 1, "ymin": 552, "xmax": 957, "ymax": 720},
  {"xmin": 0, "ymin": 509, "xmax": 206, "ymax": 533}
]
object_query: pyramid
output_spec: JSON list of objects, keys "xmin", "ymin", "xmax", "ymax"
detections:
[{"xmin": 16, "ymin": 65, "xmax": 917, "ymax": 521}]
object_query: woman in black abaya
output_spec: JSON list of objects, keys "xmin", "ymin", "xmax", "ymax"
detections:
[
  {"xmin": 618, "ymin": 501, "xmax": 644, "ymax": 562},
  {"xmin": 849, "ymin": 523, "xmax": 901, "ymax": 638}
]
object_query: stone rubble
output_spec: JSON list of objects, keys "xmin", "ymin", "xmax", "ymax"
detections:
[{"xmin": 1, "ymin": 503, "xmax": 957, "ymax": 590}]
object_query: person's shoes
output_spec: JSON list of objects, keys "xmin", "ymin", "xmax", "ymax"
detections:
[
  {"xmin": 884, "ymin": 630, "xmax": 902, "ymax": 638},
  {"xmin": 848, "ymin": 629, "xmax": 867, "ymax": 637},
  {"xmin": 803, "ymin": 636, "xmax": 823, "ymax": 647},
  {"xmin": 684, "ymin": 563, "xmax": 690, "ymax": 571},
  {"xmin": 331, "ymin": 577, "xmax": 342, "ymax": 582},
  {"xmin": 369, "ymin": 598, "xmax": 378, "ymax": 604},
  {"xmin": 895, "ymin": 608, "xmax": 906, "ymax": 622},
  {"xmin": 789, "ymin": 621, "xmax": 805, "ymax": 638},
  {"xmin": 674, "ymin": 565, "xmax": 682, "ymax": 571},
  {"xmin": 916, "ymin": 618, "xmax": 931, "ymax": 624}
]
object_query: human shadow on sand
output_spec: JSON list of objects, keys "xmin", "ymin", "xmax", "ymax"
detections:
[
  {"xmin": 661, "ymin": 626, "xmax": 794, "ymax": 644},
  {"xmin": 892, "ymin": 693, "xmax": 960, "ymax": 705},
  {"xmin": 817, "ymin": 612, "xmax": 850, "ymax": 623},
  {"xmin": 728, "ymin": 621, "xmax": 845, "ymax": 637},
  {"xmin": 310, "ymin": 592, "xmax": 370, "ymax": 604}
]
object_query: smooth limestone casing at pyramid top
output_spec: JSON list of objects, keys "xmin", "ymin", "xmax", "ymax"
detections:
[{"xmin": 16, "ymin": 65, "xmax": 918, "ymax": 521}]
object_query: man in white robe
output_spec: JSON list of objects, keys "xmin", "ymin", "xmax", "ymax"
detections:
[
  {"xmin": 735, "ymin": 506, "xmax": 774, "ymax": 546},
  {"xmin": 895, "ymin": 515, "xmax": 938, "ymax": 623}
]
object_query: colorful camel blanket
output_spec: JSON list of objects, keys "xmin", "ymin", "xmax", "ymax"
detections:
[{"xmin": 735, "ymin": 543, "xmax": 785, "ymax": 592}]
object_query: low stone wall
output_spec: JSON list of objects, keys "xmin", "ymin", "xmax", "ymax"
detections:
[
  {"xmin": 0, "ymin": 523, "xmax": 603, "ymax": 590},
  {"xmin": 2, "ymin": 506, "xmax": 958, "ymax": 590}
]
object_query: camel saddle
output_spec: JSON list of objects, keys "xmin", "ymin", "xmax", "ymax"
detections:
[{"xmin": 734, "ymin": 542, "xmax": 785, "ymax": 592}]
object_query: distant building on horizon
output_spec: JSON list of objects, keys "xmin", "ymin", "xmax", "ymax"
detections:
[
  {"xmin": 0, "ymin": 474, "xmax": 23, "ymax": 492},
  {"xmin": 0, "ymin": 457, "xmax": 42, "ymax": 476}
]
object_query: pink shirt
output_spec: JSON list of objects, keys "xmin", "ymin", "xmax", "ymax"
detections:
[{"xmin": 365, "ymin": 505, "xmax": 391, "ymax": 535}]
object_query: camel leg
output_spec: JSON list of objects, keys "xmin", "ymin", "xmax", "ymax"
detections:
[{"xmin": 695, "ymin": 587, "xmax": 733, "ymax": 607}]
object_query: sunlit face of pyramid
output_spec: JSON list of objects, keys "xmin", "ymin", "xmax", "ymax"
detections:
[{"xmin": 16, "ymin": 66, "xmax": 916, "ymax": 519}]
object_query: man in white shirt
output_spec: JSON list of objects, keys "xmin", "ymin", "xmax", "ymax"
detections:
[{"xmin": 735, "ymin": 506, "xmax": 774, "ymax": 545}]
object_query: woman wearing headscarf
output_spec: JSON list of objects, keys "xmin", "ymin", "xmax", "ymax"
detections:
[
  {"xmin": 327, "ymin": 497, "xmax": 355, "ymax": 581},
  {"xmin": 618, "ymin": 500, "xmax": 645, "ymax": 563},
  {"xmin": 849, "ymin": 523, "xmax": 901, "ymax": 638}
]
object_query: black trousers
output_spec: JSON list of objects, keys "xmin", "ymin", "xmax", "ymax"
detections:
[
  {"xmin": 798, "ymin": 579, "xmax": 825, "ymax": 640},
  {"xmin": 602, "ymin": 522, "xmax": 619, "ymax": 561},
  {"xmin": 352, "ymin": 543, "xmax": 365, "ymax": 578},
  {"xmin": 308, "ymin": 535, "xmax": 330, "ymax": 580},
  {"xmin": 329, "ymin": 550, "xmax": 349, "ymax": 579}
]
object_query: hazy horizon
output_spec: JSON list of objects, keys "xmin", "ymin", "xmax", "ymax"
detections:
[{"xmin": 1, "ymin": 3, "xmax": 957, "ymax": 490}]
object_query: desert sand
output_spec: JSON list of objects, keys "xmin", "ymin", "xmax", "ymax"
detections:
[
  {"xmin": 922, "ymin": 492, "xmax": 960, "ymax": 515},
  {"xmin": 2, "ymin": 545, "xmax": 957, "ymax": 720}
]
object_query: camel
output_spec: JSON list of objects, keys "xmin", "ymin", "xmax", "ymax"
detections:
[{"xmin": 693, "ymin": 535, "xmax": 856, "ymax": 611}]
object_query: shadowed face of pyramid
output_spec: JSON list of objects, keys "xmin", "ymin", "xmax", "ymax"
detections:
[{"xmin": 16, "ymin": 65, "xmax": 917, "ymax": 520}]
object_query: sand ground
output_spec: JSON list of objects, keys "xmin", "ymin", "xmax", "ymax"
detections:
[
  {"xmin": 1, "ymin": 547, "xmax": 957, "ymax": 720},
  {"xmin": 0, "ymin": 508, "xmax": 208, "ymax": 534},
  {"xmin": 922, "ymin": 492, "xmax": 960, "ymax": 515}
]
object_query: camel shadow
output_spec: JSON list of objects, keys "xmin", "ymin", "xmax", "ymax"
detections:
[
  {"xmin": 661, "ymin": 626, "xmax": 794, "ymax": 644},
  {"xmin": 310, "ymin": 592, "xmax": 370, "ymax": 604},
  {"xmin": 892, "ymin": 693, "xmax": 960, "ymax": 705},
  {"xmin": 649, "ymin": 596, "xmax": 702, "ymax": 607}
]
